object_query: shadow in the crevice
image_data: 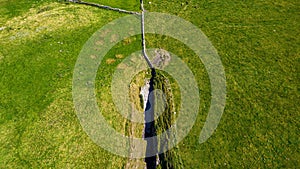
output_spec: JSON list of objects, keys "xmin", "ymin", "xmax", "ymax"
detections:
[{"xmin": 144, "ymin": 68, "xmax": 157, "ymax": 169}]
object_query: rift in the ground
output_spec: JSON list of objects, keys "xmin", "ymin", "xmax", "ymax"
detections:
[
  {"xmin": 69, "ymin": 0, "xmax": 184, "ymax": 168},
  {"xmin": 144, "ymin": 69, "xmax": 183, "ymax": 169}
]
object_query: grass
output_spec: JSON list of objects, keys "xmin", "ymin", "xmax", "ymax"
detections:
[
  {"xmin": 0, "ymin": 1, "xmax": 128, "ymax": 168},
  {"xmin": 144, "ymin": 0, "xmax": 299, "ymax": 168},
  {"xmin": 152, "ymin": 70, "xmax": 183, "ymax": 169},
  {"xmin": 0, "ymin": 0, "xmax": 299, "ymax": 168}
]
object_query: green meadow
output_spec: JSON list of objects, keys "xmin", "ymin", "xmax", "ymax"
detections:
[{"xmin": 0, "ymin": 0, "xmax": 299, "ymax": 168}]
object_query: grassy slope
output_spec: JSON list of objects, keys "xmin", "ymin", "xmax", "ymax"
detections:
[
  {"xmin": 0, "ymin": 1, "xmax": 129, "ymax": 168},
  {"xmin": 0, "ymin": 0, "xmax": 299, "ymax": 168},
  {"xmin": 153, "ymin": 70, "xmax": 183, "ymax": 169},
  {"xmin": 145, "ymin": 0, "xmax": 299, "ymax": 168}
]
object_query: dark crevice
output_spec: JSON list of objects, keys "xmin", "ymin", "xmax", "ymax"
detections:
[{"xmin": 144, "ymin": 68, "xmax": 157, "ymax": 169}]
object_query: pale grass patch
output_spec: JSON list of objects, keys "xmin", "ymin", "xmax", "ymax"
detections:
[
  {"xmin": 0, "ymin": 2, "xmax": 103, "ymax": 42},
  {"xmin": 100, "ymin": 29, "xmax": 111, "ymax": 38},
  {"xmin": 106, "ymin": 58, "xmax": 116, "ymax": 64},
  {"xmin": 110, "ymin": 34, "xmax": 118, "ymax": 43},
  {"xmin": 90, "ymin": 55, "xmax": 97, "ymax": 59},
  {"xmin": 95, "ymin": 40, "xmax": 104, "ymax": 45},
  {"xmin": 0, "ymin": 121, "xmax": 15, "ymax": 149},
  {"xmin": 0, "ymin": 52, "xmax": 4, "ymax": 62},
  {"xmin": 115, "ymin": 54, "xmax": 124, "ymax": 59},
  {"xmin": 0, "ymin": 121, "xmax": 16, "ymax": 165},
  {"xmin": 123, "ymin": 37, "xmax": 134, "ymax": 45},
  {"xmin": 117, "ymin": 63, "xmax": 128, "ymax": 69}
]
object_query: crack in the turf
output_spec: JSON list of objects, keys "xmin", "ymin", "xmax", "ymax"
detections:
[{"xmin": 68, "ymin": 0, "xmax": 157, "ymax": 168}]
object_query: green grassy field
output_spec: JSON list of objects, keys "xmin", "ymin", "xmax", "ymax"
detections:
[{"xmin": 0, "ymin": 0, "xmax": 299, "ymax": 168}]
